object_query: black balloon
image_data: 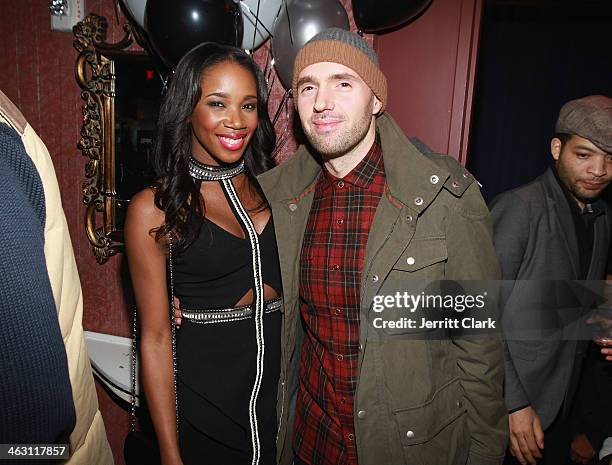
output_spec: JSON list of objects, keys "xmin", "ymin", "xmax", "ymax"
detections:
[
  {"xmin": 145, "ymin": 0, "xmax": 243, "ymax": 69},
  {"xmin": 118, "ymin": 1, "xmax": 166, "ymax": 72},
  {"xmin": 352, "ymin": 0, "xmax": 433, "ymax": 33},
  {"xmin": 272, "ymin": 0, "xmax": 349, "ymax": 90}
]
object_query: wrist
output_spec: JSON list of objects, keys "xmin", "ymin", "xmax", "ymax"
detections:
[{"xmin": 508, "ymin": 403, "xmax": 530, "ymax": 414}]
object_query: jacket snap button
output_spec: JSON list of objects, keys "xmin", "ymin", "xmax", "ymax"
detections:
[
  {"xmin": 430, "ymin": 175, "xmax": 439, "ymax": 184},
  {"xmin": 357, "ymin": 410, "xmax": 366, "ymax": 419},
  {"xmin": 457, "ymin": 400, "xmax": 462, "ymax": 408},
  {"xmin": 348, "ymin": 433, "xmax": 355, "ymax": 441},
  {"xmin": 406, "ymin": 430, "xmax": 415, "ymax": 439},
  {"xmin": 371, "ymin": 274, "xmax": 379, "ymax": 282},
  {"xmin": 359, "ymin": 343, "xmax": 364, "ymax": 351},
  {"xmin": 406, "ymin": 215, "xmax": 413, "ymax": 223},
  {"xmin": 288, "ymin": 203, "xmax": 297, "ymax": 211},
  {"xmin": 452, "ymin": 181, "xmax": 460, "ymax": 189},
  {"xmin": 406, "ymin": 257, "xmax": 415, "ymax": 265},
  {"xmin": 414, "ymin": 197, "xmax": 423, "ymax": 206}
]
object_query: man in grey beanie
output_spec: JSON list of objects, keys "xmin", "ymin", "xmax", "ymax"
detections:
[
  {"xmin": 490, "ymin": 95, "xmax": 612, "ymax": 465},
  {"xmin": 259, "ymin": 28, "xmax": 508, "ymax": 465}
]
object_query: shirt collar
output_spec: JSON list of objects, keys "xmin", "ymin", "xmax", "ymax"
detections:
[{"xmin": 321, "ymin": 135, "xmax": 385, "ymax": 189}]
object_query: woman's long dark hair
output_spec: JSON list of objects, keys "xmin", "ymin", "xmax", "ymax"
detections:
[{"xmin": 152, "ymin": 42, "xmax": 276, "ymax": 250}]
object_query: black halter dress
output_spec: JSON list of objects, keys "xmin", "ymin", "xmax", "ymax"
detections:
[{"xmin": 173, "ymin": 173, "xmax": 282, "ymax": 465}]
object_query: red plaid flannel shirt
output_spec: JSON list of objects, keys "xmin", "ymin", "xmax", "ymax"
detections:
[{"xmin": 294, "ymin": 139, "xmax": 385, "ymax": 465}]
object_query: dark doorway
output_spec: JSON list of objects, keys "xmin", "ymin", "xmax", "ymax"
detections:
[{"xmin": 467, "ymin": 0, "xmax": 612, "ymax": 203}]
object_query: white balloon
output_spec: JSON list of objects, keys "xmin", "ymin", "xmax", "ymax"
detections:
[
  {"xmin": 240, "ymin": 0, "xmax": 282, "ymax": 50},
  {"xmin": 122, "ymin": 0, "xmax": 147, "ymax": 29}
]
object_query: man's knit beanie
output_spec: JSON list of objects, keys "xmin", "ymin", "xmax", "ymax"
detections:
[{"xmin": 292, "ymin": 27, "xmax": 388, "ymax": 111}]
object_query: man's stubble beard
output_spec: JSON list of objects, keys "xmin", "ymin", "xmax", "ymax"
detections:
[
  {"xmin": 304, "ymin": 102, "xmax": 374, "ymax": 159},
  {"xmin": 568, "ymin": 182, "xmax": 604, "ymax": 204},
  {"xmin": 557, "ymin": 158, "xmax": 607, "ymax": 204}
]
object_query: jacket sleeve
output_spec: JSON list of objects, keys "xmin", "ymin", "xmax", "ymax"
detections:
[
  {"xmin": 489, "ymin": 194, "xmax": 532, "ymax": 410},
  {"xmin": 445, "ymin": 182, "xmax": 508, "ymax": 465}
]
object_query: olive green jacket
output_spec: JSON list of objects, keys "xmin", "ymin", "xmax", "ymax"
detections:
[{"xmin": 259, "ymin": 113, "xmax": 507, "ymax": 465}]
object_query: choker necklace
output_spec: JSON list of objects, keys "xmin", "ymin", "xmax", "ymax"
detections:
[{"xmin": 188, "ymin": 156, "xmax": 245, "ymax": 181}]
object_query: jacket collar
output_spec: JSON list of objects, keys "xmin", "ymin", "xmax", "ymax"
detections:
[
  {"xmin": 376, "ymin": 113, "xmax": 449, "ymax": 213},
  {"xmin": 541, "ymin": 168, "xmax": 581, "ymax": 277},
  {"xmin": 541, "ymin": 166, "xmax": 608, "ymax": 278},
  {"xmin": 260, "ymin": 113, "xmax": 450, "ymax": 214},
  {"xmin": 0, "ymin": 90, "xmax": 27, "ymax": 135}
]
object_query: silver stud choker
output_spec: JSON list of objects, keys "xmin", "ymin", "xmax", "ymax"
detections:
[{"xmin": 188, "ymin": 156, "xmax": 245, "ymax": 181}]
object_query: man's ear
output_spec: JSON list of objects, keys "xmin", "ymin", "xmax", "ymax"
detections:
[
  {"xmin": 550, "ymin": 137, "xmax": 562, "ymax": 161},
  {"xmin": 372, "ymin": 96, "xmax": 383, "ymax": 115}
]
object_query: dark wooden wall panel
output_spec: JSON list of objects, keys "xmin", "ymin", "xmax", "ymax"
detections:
[{"xmin": 376, "ymin": 0, "xmax": 483, "ymax": 164}]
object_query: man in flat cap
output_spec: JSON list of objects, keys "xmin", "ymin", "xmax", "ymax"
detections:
[
  {"xmin": 490, "ymin": 95, "xmax": 612, "ymax": 465},
  {"xmin": 259, "ymin": 28, "xmax": 507, "ymax": 465}
]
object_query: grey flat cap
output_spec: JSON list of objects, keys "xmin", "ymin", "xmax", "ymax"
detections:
[{"xmin": 555, "ymin": 95, "xmax": 612, "ymax": 153}]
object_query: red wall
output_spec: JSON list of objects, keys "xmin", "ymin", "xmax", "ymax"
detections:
[
  {"xmin": 376, "ymin": 0, "xmax": 482, "ymax": 164},
  {"xmin": 0, "ymin": 1, "xmax": 480, "ymax": 463}
]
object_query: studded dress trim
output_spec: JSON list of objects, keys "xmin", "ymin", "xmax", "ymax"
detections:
[
  {"xmin": 220, "ymin": 177, "xmax": 266, "ymax": 465},
  {"xmin": 186, "ymin": 157, "xmax": 268, "ymax": 465},
  {"xmin": 181, "ymin": 298, "xmax": 281, "ymax": 324}
]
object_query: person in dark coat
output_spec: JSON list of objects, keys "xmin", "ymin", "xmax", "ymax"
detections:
[{"xmin": 490, "ymin": 95, "xmax": 612, "ymax": 465}]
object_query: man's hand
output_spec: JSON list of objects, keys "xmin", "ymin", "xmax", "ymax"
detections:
[
  {"xmin": 594, "ymin": 338, "xmax": 612, "ymax": 361},
  {"xmin": 570, "ymin": 433, "xmax": 596, "ymax": 464},
  {"xmin": 173, "ymin": 296, "xmax": 182, "ymax": 327},
  {"xmin": 588, "ymin": 310, "xmax": 612, "ymax": 361},
  {"xmin": 508, "ymin": 406, "xmax": 544, "ymax": 465}
]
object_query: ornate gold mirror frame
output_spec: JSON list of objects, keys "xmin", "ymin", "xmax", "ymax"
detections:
[{"xmin": 74, "ymin": 14, "xmax": 138, "ymax": 263}]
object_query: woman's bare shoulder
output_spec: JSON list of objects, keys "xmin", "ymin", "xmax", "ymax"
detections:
[{"xmin": 126, "ymin": 187, "xmax": 164, "ymax": 230}]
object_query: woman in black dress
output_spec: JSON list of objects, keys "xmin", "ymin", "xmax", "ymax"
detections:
[{"xmin": 125, "ymin": 43, "xmax": 281, "ymax": 465}]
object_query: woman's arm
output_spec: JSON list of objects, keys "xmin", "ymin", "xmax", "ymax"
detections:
[{"xmin": 125, "ymin": 188, "xmax": 183, "ymax": 465}]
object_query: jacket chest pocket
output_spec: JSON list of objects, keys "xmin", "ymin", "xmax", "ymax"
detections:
[
  {"xmin": 372, "ymin": 238, "xmax": 448, "ymax": 336},
  {"xmin": 391, "ymin": 237, "xmax": 447, "ymax": 278}
]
